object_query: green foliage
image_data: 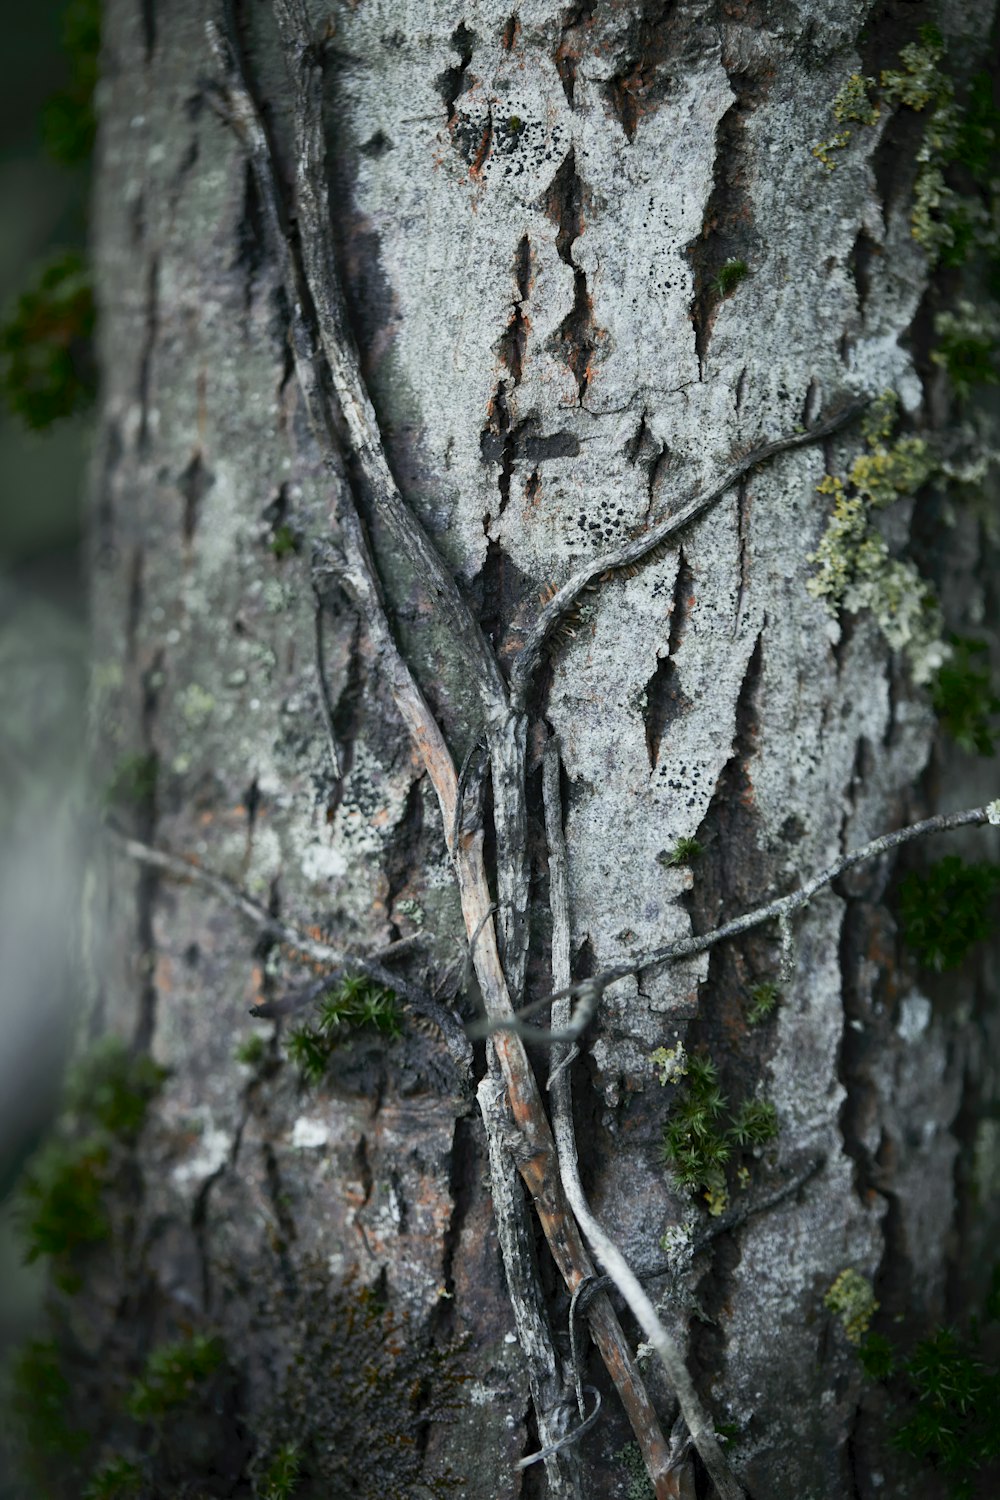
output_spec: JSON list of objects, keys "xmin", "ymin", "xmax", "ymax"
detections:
[
  {"xmin": 270, "ymin": 523, "xmax": 299, "ymax": 560},
  {"xmin": 859, "ymin": 1287, "xmax": 1000, "ymax": 1500},
  {"xmin": 41, "ymin": 0, "xmax": 101, "ymax": 165},
  {"xmin": 126, "ymin": 1334, "xmax": 225, "ymax": 1421},
  {"xmin": 15, "ymin": 1037, "xmax": 165, "ymax": 1286},
  {"xmin": 932, "ymin": 304, "xmax": 1000, "ymax": 397},
  {"xmin": 746, "ymin": 982, "xmax": 780, "ymax": 1025},
  {"xmin": 104, "ymin": 752, "xmax": 159, "ymax": 812},
  {"xmin": 285, "ymin": 976, "xmax": 403, "ymax": 1083},
  {"xmin": 712, "ymin": 259, "xmax": 749, "ymax": 297},
  {"xmin": 17, "ymin": 1134, "xmax": 110, "ymax": 1281},
  {"xmin": 658, "ymin": 837, "xmax": 704, "ymax": 868},
  {"xmin": 662, "ymin": 1054, "xmax": 779, "ymax": 1215},
  {"xmin": 260, "ymin": 1442, "xmax": 304, "ymax": 1499},
  {"xmin": 83, "ymin": 1454, "xmax": 145, "ymax": 1499},
  {"xmin": 235, "ymin": 1032, "xmax": 268, "ymax": 1067},
  {"xmin": 6, "ymin": 1338, "xmax": 89, "ymax": 1479},
  {"xmin": 932, "ymin": 637, "xmax": 1000, "ymax": 755},
  {"xmin": 0, "ymin": 251, "xmax": 96, "ymax": 428},
  {"xmin": 825, "ymin": 1268, "xmax": 878, "ymax": 1344},
  {"xmin": 67, "ymin": 1036, "xmax": 168, "ymax": 1138},
  {"xmin": 898, "ymin": 855, "xmax": 1000, "ymax": 972}
]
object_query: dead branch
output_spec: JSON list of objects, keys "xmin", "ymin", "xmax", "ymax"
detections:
[
  {"xmin": 543, "ymin": 739, "xmax": 744, "ymax": 1500},
  {"xmin": 509, "ymin": 402, "xmax": 867, "ymax": 709}
]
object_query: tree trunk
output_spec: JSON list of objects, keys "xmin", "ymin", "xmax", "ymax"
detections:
[{"xmin": 57, "ymin": 0, "xmax": 1000, "ymax": 1496}]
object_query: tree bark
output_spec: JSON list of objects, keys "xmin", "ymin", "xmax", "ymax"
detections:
[{"xmin": 72, "ymin": 1, "xmax": 1000, "ymax": 1497}]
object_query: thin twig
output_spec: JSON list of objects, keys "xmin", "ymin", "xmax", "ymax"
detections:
[
  {"xmin": 510, "ymin": 402, "xmax": 867, "ymax": 709},
  {"xmin": 216, "ymin": 6, "xmax": 678, "ymax": 1482},
  {"xmin": 312, "ymin": 586, "xmax": 344, "ymax": 780},
  {"xmin": 490, "ymin": 800, "xmax": 1000, "ymax": 1042},
  {"xmin": 544, "ymin": 738, "xmax": 741, "ymax": 1500},
  {"xmin": 108, "ymin": 827, "xmax": 422, "ymax": 992}
]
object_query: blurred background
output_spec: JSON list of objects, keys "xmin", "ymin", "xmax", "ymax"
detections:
[{"xmin": 0, "ymin": 0, "xmax": 94, "ymax": 1431}]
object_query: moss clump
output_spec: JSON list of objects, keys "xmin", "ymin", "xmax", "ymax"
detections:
[
  {"xmin": 126, "ymin": 1334, "xmax": 225, "ymax": 1421},
  {"xmin": 661, "ymin": 1055, "xmax": 779, "ymax": 1216},
  {"xmin": 898, "ymin": 856, "xmax": 1000, "ymax": 972},
  {"xmin": 270, "ymin": 523, "xmax": 299, "ymax": 560},
  {"xmin": 6, "ymin": 1338, "xmax": 89, "ymax": 1487},
  {"xmin": 746, "ymin": 982, "xmax": 780, "ymax": 1025},
  {"xmin": 713, "ymin": 259, "xmax": 750, "ymax": 297},
  {"xmin": 932, "ymin": 303, "xmax": 1000, "ymax": 398},
  {"xmin": 931, "ymin": 636, "xmax": 1000, "ymax": 755},
  {"xmin": 260, "ymin": 1441, "xmax": 304, "ymax": 1499},
  {"xmin": 41, "ymin": 0, "xmax": 101, "ymax": 165},
  {"xmin": 0, "ymin": 251, "xmax": 96, "ymax": 428},
  {"xmin": 235, "ymin": 1032, "xmax": 268, "ymax": 1067},
  {"xmin": 859, "ymin": 1278, "xmax": 1000, "ymax": 1500},
  {"xmin": 807, "ymin": 391, "xmax": 945, "ymax": 685},
  {"xmin": 657, "ymin": 836, "xmax": 704, "ymax": 868},
  {"xmin": 15, "ymin": 1037, "xmax": 166, "ymax": 1287},
  {"xmin": 17, "ymin": 1134, "xmax": 111, "ymax": 1279},
  {"xmin": 103, "ymin": 751, "xmax": 159, "ymax": 813},
  {"xmin": 285, "ymin": 976, "xmax": 402, "ymax": 1084},
  {"xmin": 825, "ymin": 1268, "xmax": 878, "ymax": 1344},
  {"xmin": 67, "ymin": 1036, "xmax": 168, "ymax": 1139},
  {"xmin": 82, "ymin": 1455, "xmax": 145, "ymax": 1499}
]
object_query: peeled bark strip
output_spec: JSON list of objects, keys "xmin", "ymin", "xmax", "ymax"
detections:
[{"xmin": 77, "ymin": 1, "xmax": 1000, "ymax": 1497}]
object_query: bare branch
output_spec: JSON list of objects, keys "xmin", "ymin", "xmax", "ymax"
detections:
[
  {"xmin": 544, "ymin": 740, "xmax": 742, "ymax": 1500},
  {"xmin": 510, "ymin": 402, "xmax": 867, "ymax": 708},
  {"xmin": 491, "ymin": 800, "xmax": 1000, "ymax": 1042},
  {"xmin": 108, "ymin": 829, "xmax": 418, "ymax": 992}
]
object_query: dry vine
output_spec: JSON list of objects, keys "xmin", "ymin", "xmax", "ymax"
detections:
[{"xmin": 103, "ymin": 4, "xmax": 999, "ymax": 1495}]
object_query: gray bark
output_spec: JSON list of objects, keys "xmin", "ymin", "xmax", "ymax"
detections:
[{"xmin": 79, "ymin": 1, "xmax": 999, "ymax": 1496}]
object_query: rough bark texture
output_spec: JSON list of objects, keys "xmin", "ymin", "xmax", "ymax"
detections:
[{"xmin": 75, "ymin": 1, "xmax": 1000, "ymax": 1497}]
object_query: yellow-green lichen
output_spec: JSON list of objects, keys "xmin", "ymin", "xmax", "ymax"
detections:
[
  {"xmin": 825, "ymin": 1268, "xmax": 878, "ymax": 1344},
  {"xmin": 834, "ymin": 73, "xmax": 879, "ymax": 126},
  {"xmin": 811, "ymin": 74, "xmax": 878, "ymax": 169},
  {"xmin": 807, "ymin": 393, "xmax": 947, "ymax": 684},
  {"xmin": 650, "ymin": 1043, "xmax": 687, "ymax": 1086}
]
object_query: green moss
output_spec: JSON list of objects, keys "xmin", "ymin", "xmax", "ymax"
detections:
[
  {"xmin": 6, "ymin": 1337, "xmax": 89, "ymax": 1482},
  {"xmin": 932, "ymin": 303, "xmax": 1000, "ymax": 397},
  {"xmin": 825, "ymin": 1268, "xmax": 878, "ymax": 1344},
  {"xmin": 126, "ymin": 1334, "xmax": 225, "ymax": 1421},
  {"xmin": 285, "ymin": 977, "xmax": 402, "ymax": 1084},
  {"xmin": 898, "ymin": 856, "xmax": 1000, "ymax": 972},
  {"xmin": 859, "ymin": 1283, "xmax": 1000, "ymax": 1500},
  {"xmin": 270, "ymin": 523, "xmax": 299, "ymax": 560},
  {"xmin": 67, "ymin": 1036, "xmax": 168, "ymax": 1138},
  {"xmin": 41, "ymin": 0, "xmax": 101, "ymax": 165},
  {"xmin": 0, "ymin": 250, "xmax": 96, "ymax": 428},
  {"xmin": 657, "ymin": 836, "xmax": 704, "ymax": 868},
  {"xmin": 260, "ymin": 1442, "xmax": 304, "ymax": 1499},
  {"xmin": 235, "ymin": 1032, "xmax": 268, "ymax": 1067},
  {"xmin": 104, "ymin": 752, "xmax": 159, "ymax": 813},
  {"xmin": 83, "ymin": 1454, "xmax": 145, "ymax": 1499},
  {"xmin": 15, "ymin": 1038, "xmax": 165, "ymax": 1288},
  {"xmin": 746, "ymin": 982, "xmax": 780, "ymax": 1025},
  {"xmin": 712, "ymin": 258, "xmax": 750, "ymax": 297},
  {"xmin": 931, "ymin": 636, "xmax": 1000, "ymax": 755},
  {"xmin": 17, "ymin": 1134, "xmax": 110, "ymax": 1283},
  {"xmin": 662, "ymin": 1055, "xmax": 779, "ymax": 1216}
]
